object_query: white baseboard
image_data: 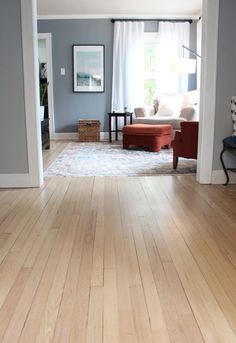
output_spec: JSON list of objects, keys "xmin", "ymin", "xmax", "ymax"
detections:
[
  {"xmin": 52, "ymin": 132, "xmax": 109, "ymax": 141},
  {"xmin": 51, "ymin": 132, "xmax": 78, "ymax": 140},
  {"xmin": 0, "ymin": 173, "xmax": 32, "ymax": 188},
  {"xmin": 211, "ymin": 170, "xmax": 236, "ymax": 184},
  {"xmin": 100, "ymin": 132, "xmax": 109, "ymax": 141}
]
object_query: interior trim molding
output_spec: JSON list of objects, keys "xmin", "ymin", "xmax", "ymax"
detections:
[
  {"xmin": 100, "ymin": 132, "xmax": 109, "ymax": 141},
  {"xmin": 0, "ymin": 174, "xmax": 31, "ymax": 188},
  {"xmin": 37, "ymin": 14, "xmax": 200, "ymax": 21},
  {"xmin": 196, "ymin": 0, "xmax": 219, "ymax": 184},
  {"xmin": 211, "ymin": 170, "xmax": 236, "ymax": 184},
  {"xmin": 52, "ymin": 132, "xmax": 109, "ymax": 141},
  {"xmin": 21, "ymin": 0, "xmax": 43, "ymax": 187},
  {"xmin": 52, "ymin": 132, "xmax": 78, "ymax": 140}
]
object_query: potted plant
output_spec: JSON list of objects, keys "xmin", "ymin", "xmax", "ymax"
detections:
[
  {"xmin": 39, "ymin": 62, "xmax": 48, "ymax": 120},
  {"xmin": 40, "ymin": 82, "xmax": 49, "ymax": 119}
]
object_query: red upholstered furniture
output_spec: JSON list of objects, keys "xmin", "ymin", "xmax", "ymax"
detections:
[
  {"xmin": 122, "ymin": 124, "xmax": 172, "ymax": 152},
  {"xmin": 172, "ymin": 121, "xmax": 199, "ymax": 169}
]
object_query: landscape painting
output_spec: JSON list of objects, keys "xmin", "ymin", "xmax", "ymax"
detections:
[{"xmin": 73, "ymin": 45, "xmax": 104, "ymax": 92}]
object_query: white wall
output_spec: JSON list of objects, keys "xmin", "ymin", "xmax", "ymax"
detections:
[{"xmin": 38, "ymin": 39, "xmax": 47, "ymax": 63}]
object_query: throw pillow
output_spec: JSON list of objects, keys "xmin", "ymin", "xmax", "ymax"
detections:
[
  {"xmin": 179, "ymin": 107, "xmax": 195, "ymax": 121},
  {"xmin": 157, "ymin": 104, "xmax": 175, "ymax": 116},
  {"xmin": 231, "ymin": 96, "xmax": 236, "ymax": 136},
  {"xmin": 157, "ymin": 94, "xmax": 183, "ymax": 117},
  {"xmin": 134, "ymin": 107, "xmax": 147, "ymax": 117}
]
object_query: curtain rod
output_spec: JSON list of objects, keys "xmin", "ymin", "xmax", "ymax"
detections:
[{"xmin": 111, "ymin": 18, "xmax": 193, "ymax": 23}]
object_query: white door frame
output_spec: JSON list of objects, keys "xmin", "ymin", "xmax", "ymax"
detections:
[
  {"xmin": 196, "ymin": 0, "xmax": 219, "ymax": 184},
  {"xmin": 21, "ymin": 0, "xmax": 43, "ymax": 187},
  {"xmin": 38, "ymin": 33, "xmax": 55, "ymax": 138},
  {"xmin": 21, "ymin": 0, "xmax": 220, "ymax": 188}
]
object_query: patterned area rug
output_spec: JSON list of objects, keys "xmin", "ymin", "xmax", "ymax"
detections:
[{"xmin": 44, "ymin": 142, "xmax": 196, "ymax": 177}]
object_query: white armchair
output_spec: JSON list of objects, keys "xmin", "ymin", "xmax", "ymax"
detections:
[{"xmin": 133, "ymin": 91, "xmax": 199, "ymax": 136}]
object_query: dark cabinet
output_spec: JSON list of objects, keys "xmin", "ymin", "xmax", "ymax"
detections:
[
  {"xmin": 41, "ymin": 118, "xmax": 50, "ymax": 149},
  {"xmin": 39, "ymin": 69, "xmax": 50, "ymax": 150}
]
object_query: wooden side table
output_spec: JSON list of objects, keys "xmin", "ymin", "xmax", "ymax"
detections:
[
  {"xmin": 220, "ymin": 136, "xmax": 236, "ymax": 184},
  {"xmin": 107, "ymin": 112, "xmax": 133, "ymax": 142}
]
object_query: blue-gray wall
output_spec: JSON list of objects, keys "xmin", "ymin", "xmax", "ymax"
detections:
[
  {"xmin": 38, "ymin": 19, "xmax": 113, "ymax": 132},
  {"xmin": 213, "ymin": 0, "xmax": 236, "ymax": 170},
  {"xmin": 38, "ymin": 19, "xmax": 197, "ymax": 133},
  {"xmin": 0, "ymin": 0, "xmax": 28, "ymax": 174},
  {"xmin": 189, "ymin": 21, "xmax": 197, "ymax": 91}
]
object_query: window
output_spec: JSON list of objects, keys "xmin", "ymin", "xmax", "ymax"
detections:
[{"xmin": 144, "ymin": 32, "xmax": 159, "ymax": 106}]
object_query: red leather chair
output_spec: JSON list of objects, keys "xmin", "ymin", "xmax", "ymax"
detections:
[{"xmin": 172, "ymin": 121, "xmax": 199, "ymax": 169}]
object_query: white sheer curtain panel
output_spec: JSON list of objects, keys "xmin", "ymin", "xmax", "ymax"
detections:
[
  {"xmin": 111, "ymin": 21, "xmax": 144, "ymax": 112},
  {"xmin": 197, "ymin": 18, "xmax": 202, "ymax": 89},
  {"xmin": 158, "ymin": 22, "xmax": 190, "ymax": 94}
]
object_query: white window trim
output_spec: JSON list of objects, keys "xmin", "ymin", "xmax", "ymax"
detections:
[{"xmin": 144, "ymin": 32, "xmax": 159, "ymax": 44}]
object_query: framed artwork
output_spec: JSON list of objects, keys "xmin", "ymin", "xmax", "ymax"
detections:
[{"xmin": 73, "ymin": 44, "xmax": 105, "ymax": 93}]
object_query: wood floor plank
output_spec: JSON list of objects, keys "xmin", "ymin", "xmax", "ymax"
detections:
[
  {"xmin": 132, "ymin": 218, "xmax": 170, "ymax": 341},
  {"xmin": 103, "ymin": 178, "xmax": 116, "ymax": 270},
  {"xmin": 159, "ymin": 221, "xmax": 235, "ymax": 342},
  {"xmin": 51, "ymin": 179, "xmax": 93, "ymax": 343},
  {"xmin": 0, "ymin": 268, "xmax": 31, "ymax": 342},
  {"xmin": 158, "ymin": 176, "xmax": 236, "ymax": 335},
  {"xmin": 90, "ymin": 177, "xmax": 105, "ymax": 287},
  {"xmin": 86, "ymin": 286, "xmax": 103, "ymax": 343},
  {"xmin": 117, "ymin": 178, "xmax": 170, "ymax": 342},
  {"xmin": 143, "ymin": 176, "xmax": 236, "ymax": 342},
  {"xmin": 0, "ymin": 178, "xmax": 69, "ymax": 311},
  {"xmin": 35, "ymin": 215, "xmax": 79, "ymax": 343},
  {"xmin": 1, "ymin": 229, "xmax": 58, "ymax": 343},
  {"xmin": 140, "ymin": 216, "xmax": 204, "ymax": 343},
  {"xmin": 129, "ymin": 285, "xmax": 154, "ymax": 343},
  {"xmin": 0, "ymin": 188, "xmax": 30, "ymax": 227},
  {"xmin": 103, "ymin": 268, "xmax": 119, "ymax": 343},
  {"xmin": 23, "ymin": 179, "xmax": 93, "ymax": 343},
  {"xmin": 18, "ymin": 220, "xmax": 73, "ymax": 343},
  {"xmin": 0, "ymin": 177, "xmax": 60, "ymax": 265},
  {"xmin": 0, "ymin": 161, "xmax": 236, "ymax": 342},
  {"xmin": 111, "ymin": 178, "xmax": 138, "ymax": 343},
  {"xmin": 69, "ymin": 199, "xmax": 97, "ymax": 342}
]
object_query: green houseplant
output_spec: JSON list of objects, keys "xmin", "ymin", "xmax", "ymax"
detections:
[
  {"xmin": 39, "ymin": 83, "xmax": 48, "ymax": 120},
  {"xmin": 40, "ymin": 82, "xmax": 48, "ymax": 105},
  {"xmin": 39, "ymin": 62, "xmax": 48, "ymax": 120}
]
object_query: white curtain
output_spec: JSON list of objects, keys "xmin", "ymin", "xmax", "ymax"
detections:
[
  {"xmin": 111, "ymin": 21, "xmax": 144, "ymax": 112},
  {"xmin": 158, "ymin": 22, "xmax": 190, "ymax": 94},
  {"xmin": 197, "ymin": 18, "xmax": 202, "ymax": 89}
]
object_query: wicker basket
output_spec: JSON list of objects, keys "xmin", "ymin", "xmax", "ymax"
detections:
[{"xmin": 78, "ymin": 119, "xmax": 100, "ymax": 142}]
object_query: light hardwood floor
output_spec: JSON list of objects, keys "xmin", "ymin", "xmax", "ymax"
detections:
[{"xmin": 0, "ymin": 143, "xmax": 236, "ymax": 342}]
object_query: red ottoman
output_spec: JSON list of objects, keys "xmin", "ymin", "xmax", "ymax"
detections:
[{"xmin": 122, "ymin": 124, "xmax": 172, "ymax": 152}]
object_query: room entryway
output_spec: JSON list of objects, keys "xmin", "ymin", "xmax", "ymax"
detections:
[{"xmin": 38, "ymin": 33, "xmax": 55, "ymax": 151}]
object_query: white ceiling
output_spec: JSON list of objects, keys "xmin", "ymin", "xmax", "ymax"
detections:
[{"xmin": 37, "ymin": 0, "xmax": 202, "ymax": 18}]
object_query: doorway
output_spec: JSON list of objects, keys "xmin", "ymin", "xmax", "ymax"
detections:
[
  {"xmin": 20, "ymin": 0, "xmax": 219, "ymax": 187},
  {"xmin": 38, "ymin": 33, "xmax": 55, "ymax": 140}
]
